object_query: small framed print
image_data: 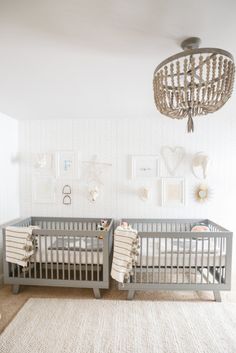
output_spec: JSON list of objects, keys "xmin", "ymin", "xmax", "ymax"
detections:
[
  {"xmin": 131, "ymin": 155, "xmax": 159, "ymax": 178},
  {"xmin": 33, "ymin": 176, "xmax": 56, "ymax": 204},
  {"xmin": 57, "ymin": 151, "xmax": 78, "ymax": 178},
  {"xmin": 161, "ymin": 178, "xmax": 185, "ymax": 207}
]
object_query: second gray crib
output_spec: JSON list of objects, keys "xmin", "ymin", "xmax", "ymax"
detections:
[{"xmin": 118, "ymin": 219, "xmax": 233, "ymax": 301}]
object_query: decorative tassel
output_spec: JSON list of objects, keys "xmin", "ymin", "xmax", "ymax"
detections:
[{"xmin": 187, "ymin": 114, "xmax": 194, "ymax": 133}]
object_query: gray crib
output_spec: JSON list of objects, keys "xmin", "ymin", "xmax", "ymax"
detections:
[
  {"xmin": 3, "ymin": 217, "xmax": 113, "ymax": 298},
  {"xmin": 119, "ymin": 219, "xmax": 233, "ymax": 302}
]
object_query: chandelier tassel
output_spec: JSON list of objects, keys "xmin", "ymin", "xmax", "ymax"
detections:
[{"xmin": 187, "ymin": 113, "xmax": 194, "ymax": 133}]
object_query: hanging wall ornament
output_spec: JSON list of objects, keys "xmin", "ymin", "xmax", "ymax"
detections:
[
  {"xmin": 192, "ymin": 152, "xmax": 209, "ymax": 179},
  {"xmin": 88, "ymin": 185, "xmax": 99, "ymax": 202},
  {"xmin": 82, "ymin": 155, "xmax": 112, "ymax": 202},
  {"xmin": 82, "ymin": 155, "xmax": 112, "ymax": 187},
  {"xmin": 62, "ymin": 185, "xmax": 72, "ymax": 194},
  {"xmin": 63, "ymin": 195, "xmax": 72, "ymax": 205},
  {"xmin": 62, "ymin": 184, "xmax": 72, "ymax": 205},
  {"xmin": 161, "ymin": 146, "xmax": 186, "ymax": 176},
  {"xmin": 138, "ymin": 187, "xmax": 149, "ymax": 201},
  {"xmin": 194, "ymin": 183, "xmax": 212, "ymax": 203}
]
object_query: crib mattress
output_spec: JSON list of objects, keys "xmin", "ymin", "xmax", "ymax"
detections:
[
  {"xmin": 138, "ymin": 238, "xmax": 226, "ymax": 267},
  {"xmin": 32, "ymin": 236, "xmax": 225, "ymax": 267},
  {"xmin": 33, "ymin": 236, "xmax": 104, "ymax": 265}
]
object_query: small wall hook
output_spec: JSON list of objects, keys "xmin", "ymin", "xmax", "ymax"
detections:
[
  {"xmin": 62, "ymin": 185, "xmax": 72, "ymax": 194},
  {"xmin": 63, "ymin": 195, "xmax": 72, "ymax": 205}
]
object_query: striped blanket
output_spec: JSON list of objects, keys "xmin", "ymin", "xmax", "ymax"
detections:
[
  {"xmin": 111, "ymin": 224, "xmax": 140, "ymax": 284},
  {"xmin": 5, "ymin": 226, "xmax": 39, "ymax": 267}
]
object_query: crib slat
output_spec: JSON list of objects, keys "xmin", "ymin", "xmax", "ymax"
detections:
[
  {"xmin": 79, "ymin": 236, "xmax": 82, "ymax": 280},
  {"xmin": 201, "ymin": 236, "xmax": 204, "ymax": 284},
  {"xmin": 91, "ymin": 236, "xmax": 94, "ymax": 281},
  {"xmin": 219, "ymin": 237, "xmax": 223, "ymax": 284},
  {"xmin": 195, "ymin": 237, "xmax": 198, "ymax": 284},
  {"xmin": 85, "ymin": 237, "xmax": 88, "ymax": 281},
  {"xmin": 170, "ymin": 238, "xmax": 173, "ymax": 284},
  {"xmin": 183, "ymin": 237, "xmax": 186, "ymax": 283},
  {"xmin": 56, "ymin": 236, "xmax": 59, "ymax": 280},
  {"xmin": 146, "ymin": 237, "xmax": 149, "ymax": 282},
  {"xmin": 158, "ymin": 238, "xmax": 161, "ymax": 283},
  {"xmin": 189, "ymin": 237, "xmax": 192, "ymax": 284},
  {"xmin": 177, "ymin": 237, "xmax": 180, "ymax": 284},
  {"xmin": 68, "ymin": 235, "xmax": 70, "ymax": 281},
  {"xmin": 152, "ymin": 237, "xmax": 155, "ymax": 283},
  {"xmin": 207, "ymin": 237, "xmax": 210, "ymax": 284},
  {"xmin": 97, "ymin": 236, "xmax": 99, "ymax": 281},
  {"xmin": 45, "ymin": 235, "xmax": 48, "ymax": 279},
  {"xmin": 62, "ymin": 236, "xmax": 65, "ymax": 280},
  {"xmin": 34, "ymin": 236, "xmax": 37, "ymax": 279},
  {"xmin": 11, "ymin": 263, "xmax": 14, "ymax": 278},
  {"xmin": 50, "ymin": 235, "xmax": 53, "ymax": 279},
  {"xmin": 213, "ymin": 237, "xmax": 216, "ymax": 284},
  {"xmin": 73, "ymin": 236, "xmax": 76, "ymax": 281},
  {"xmin": 140, "ymin": 237, "xmax": 143, "ymax": 283},
  {"xmin": 164, "ymin": 237, "xmax": 167, "ymax": 283},
  {"xmin": 39, "ymin": 235, "xmax": 42, "ymax": 279}
]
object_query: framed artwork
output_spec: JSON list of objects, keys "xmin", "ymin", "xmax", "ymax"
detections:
[
  {"xmin": 32, "ymin": 153, "xmax": 55, "ymax": 175},
  {"xmin": 33, "ymin": 176, "xmax": 56, "ymax": 203},
  {"xmin": 161, "ymin": 178, "xmax": 185, "ymax": 207},
  {"xmin": 131, "ymin": 155, "xmax": 159, "ymax": 178},
  {"xmin": 57, "ymin": 151, "xmax": 78, "ymax": 178}
]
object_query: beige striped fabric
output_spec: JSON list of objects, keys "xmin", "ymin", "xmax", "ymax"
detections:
[
  {"xmin": 111, "ymin": 224, "xmax": 140, "ymax": 283},
  {"xmin": 6, "ymin": 226, "xmax": 38, "ymax": 267}
]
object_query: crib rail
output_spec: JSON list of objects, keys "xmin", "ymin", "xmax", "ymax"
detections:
[
  {"xmin": 3, "ymin": 217, "xmax": 113, "ymax": 293},
  {"xmin": 119, "ymin": 219, "xmax": 232, "ymax": 293}
]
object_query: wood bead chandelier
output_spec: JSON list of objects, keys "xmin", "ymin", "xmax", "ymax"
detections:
[{"xmin": 153, "ymin": 37, "xmax": 235, "ymax": 132}]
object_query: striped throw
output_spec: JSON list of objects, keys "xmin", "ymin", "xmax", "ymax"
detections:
[
  {"xmin": 5, "ymin": 226, "xmax": 39, "ymax": 267},
  {"xmin": 111, "ymin": 224, "xmax": 140, "ymax": 284}
]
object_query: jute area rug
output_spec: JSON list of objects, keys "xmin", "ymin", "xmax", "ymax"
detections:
[{"xmin": 0, "ymin": 298, "xmax": 236, "ymax": 353}]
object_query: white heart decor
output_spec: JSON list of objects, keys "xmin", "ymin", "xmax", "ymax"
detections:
[{"xmin": 161, "ymin": 146, "xmax": 186, "ymax": 176}]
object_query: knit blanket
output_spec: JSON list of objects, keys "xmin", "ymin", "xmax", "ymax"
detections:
[
  {"xmin": 5, "ymin": 226, "xmax": 39, "ymax": 267},
  {"xmin": 111, "ymin": 224, "xmax": 140, "ymax": 283}
]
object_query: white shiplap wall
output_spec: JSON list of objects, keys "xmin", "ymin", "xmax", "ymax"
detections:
[
  {"xmin": 0, "ymin": 114, "xmax": 19, "ymax": 283},
  {"xmin": 19, "ymin": 112, "xmax": 236, "ymax": 281},
  {"xmin": 19, "ymin": 112, "xmax": 236, "ymax": 222}
]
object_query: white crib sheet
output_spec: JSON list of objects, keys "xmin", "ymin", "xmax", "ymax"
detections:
[
  {"xmin": 138, "ymin": 238, "xmax": 226, "ymax": 267},
  {"xmin": 33, "ymin": 236, "xmax": 104, "ymax": 265}
]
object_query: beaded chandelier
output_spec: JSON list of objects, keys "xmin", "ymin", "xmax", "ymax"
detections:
[{"xmin": 153, "ymin": 38, "xmax": 235, "ymax": 132}]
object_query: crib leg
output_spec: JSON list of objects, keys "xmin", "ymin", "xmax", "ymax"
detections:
[
  {"xmin": 93, "ymin": 288, "xmax": 101, "ymax": 299},
  {"xmin": 213, "ymin": 291, "xmax": 221, "ymax": 302},
  {"xmin": 127, "ymin": 290, "xmax": 135, "ymax": 300},
  {"xmin": 12, "ymin": 285, "xmax": 20, "ymax": 294}
]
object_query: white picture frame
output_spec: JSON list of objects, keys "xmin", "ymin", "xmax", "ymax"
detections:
[
  {"xmin": 57, "ymin": 151, "xmax": 78, "ymax": 178},
  {"xmin": 161, "ymin": 178, "xmax": 185, "ymax": 207},
  {"xmin": 33, "ymin": 176, "xmax": 56, "ymax": 203},
  {"xmin": 131, "ymin": 155, "xmax": 159, "ymax": 179},
  {"xmin": 32, "ymin": 153, "xmax": 55, "ymax": 176}
]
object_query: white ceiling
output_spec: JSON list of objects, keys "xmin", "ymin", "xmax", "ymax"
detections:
[{"xmin": 0, "ymin": 0, "xmax": 236, "ymax": 120}]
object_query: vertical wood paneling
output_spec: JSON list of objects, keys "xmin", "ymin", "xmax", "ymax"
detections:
[{"xmin": 18, "ymin": 116, "xmax": 236, "ymax": 228}]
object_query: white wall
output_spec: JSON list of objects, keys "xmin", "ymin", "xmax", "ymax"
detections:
[
  {"xmin": 0, "ymin": 113, "xmax": 19, "ymax": 283},
  {"xmin": 19, "ymin": 112, "xmax": 236, "ymax": 282}
]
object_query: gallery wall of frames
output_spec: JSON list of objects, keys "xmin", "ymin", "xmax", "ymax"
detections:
[{"xmin": 18, "ymin": 116, "xmax": 236, "ymax": 234}]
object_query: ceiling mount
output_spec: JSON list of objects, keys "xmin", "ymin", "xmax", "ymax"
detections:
[{"xmin": 181, "ymin": 37, "xmax": 201, "ymax": 50}]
